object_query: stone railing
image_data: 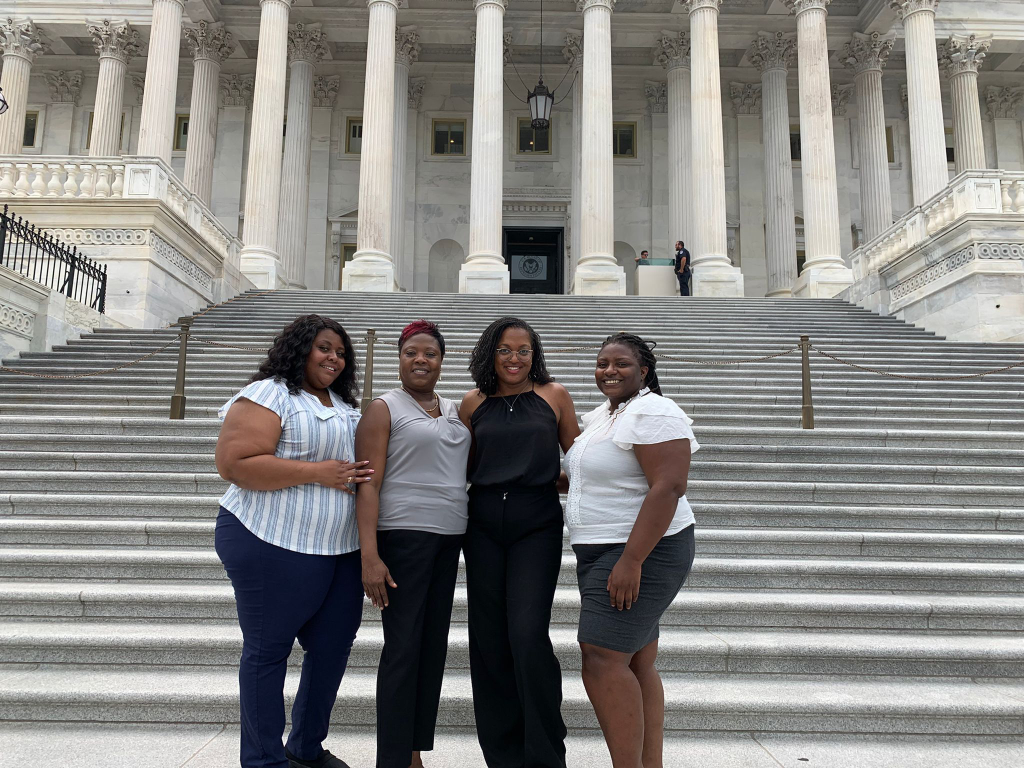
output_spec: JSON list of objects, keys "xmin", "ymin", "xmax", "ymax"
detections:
[
  {"xmin": 0, "ymin": 156, "xmax": 240, "ymax": 264},
  {"xmin": 852, "ymin": 170, "xmax": 1024, "ymax": 279}
]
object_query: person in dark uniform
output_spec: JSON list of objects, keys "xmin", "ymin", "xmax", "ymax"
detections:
[
  {"xmin": 458, "ymin": 317, "xmax": 580, "ymax": 768},
  {"xmin": 674, "ymin": 240, "xmax": 691, "ymax": 296}
]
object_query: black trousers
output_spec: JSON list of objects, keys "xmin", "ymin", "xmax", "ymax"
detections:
[
  {"xmin": 375, "ymin": 528, "xmax": 463, "ymax": 768},
  {"xmin": 678, "ymin": 271, "xmax": 691, "ymax": 296},
  {"xmin": 464, "ymin": 485, "xmax": 567, "ymax": 768}
]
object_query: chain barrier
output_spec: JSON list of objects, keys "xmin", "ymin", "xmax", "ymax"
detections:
[
  {"xmin": 654, "ymin": 348, "xmax": 797, "ymax": 366},
  {"xmin": 0, "ymin": 337, "xmax": 180, "ymax": 380},
  {"xmin": 810, "ymin": 346, "xmax": 1024, "ymax": 381}
]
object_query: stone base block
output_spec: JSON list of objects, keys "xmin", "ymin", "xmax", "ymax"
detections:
[
  {"xmin": 342, "ymin": 256, "xmax": 396, "ymax": 293},
  {"xmin": 793, "ymin": 264, "xmax": 855, "ymax": 299},
  {"xmin": 459, "ymin": 261, "xmax": 510, "ymax": 294},
  {"xmin": 240, "ymin": 249, "xmax": 288, "ymax": 291},
  {"xmin": 692, "ymin": 263, "xmax": 745, "ymax": 297},
  {"xmin": 573, "ymin": 262, "xmax": 626, "ymax": 296}
]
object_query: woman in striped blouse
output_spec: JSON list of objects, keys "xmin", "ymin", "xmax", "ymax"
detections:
[{"xmin": 215, "ymin": 314, "xmax": 374, "ymax": 768}]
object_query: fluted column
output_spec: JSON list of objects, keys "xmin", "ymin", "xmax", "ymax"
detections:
[
  {"xmin": 240, "ymin": 0, "xmax": 293, "ymax": 289},
  {"xmin": 563, "ymin": 29, "xmax": 584, "ymax": 289},
  {"xmin": 460, "ymin": 0, "xmax": 509, "ymax": 293},
  {"xmin": 344, "ymin": 0, "xmax": 399, "ymax": 292},
  {"xmin": 785, "ymin": 0, "xmax": 852, "ymax": 298},
  {"xmin": 750, "ymin": 32, "xmax": 798, "ymax": 297},
  {"xmin": 42, "ymin": 70, "xmax": 83, "ymax": 155},
  {"xmin": 686, "ymin": 0, "xmax": 743, "ymax": 295},
  {"xmin": 87, "ymin": 20, "xmax": 140, "ymax": 157},
  {"xmin": 986, "ymin": 86, "xmax": 1024, "ymax": 171},
  {"xmin": 183, "ymin": 21, "xmax": 235, "ymax": 205},
  {"xmin": 137, "ymin": 0, "xmax": 185, "ymax": 162},
  {"xmin": 392, "ymin": 26, "xmax": 420, "ymax": 291},
  {"xmin": 891, "ymin": 0, "xmax": 947, "ymax": 203},
  {"xmin": 843, "ymin": 32, "xmax": 895, "ymax": 241},
  {"xmin": 940, "ymin": 34, "xmax": 989, "ymax": 174},
  {"xmin": 0, "ymin": 19, "xmax": 46, "ymax": 155},
  {"xmin": 277, "ymin": 23, "xmax": 327, "ymax": 288},
  {"xmin": 655, "ymin": 30, "xmax": 692, "ymax": 252}
]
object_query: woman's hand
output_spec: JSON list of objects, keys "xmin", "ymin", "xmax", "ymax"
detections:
[
  {"xmin": 315, "ymin": 459, "xmax": 373, "ymax": 493},
  {"xmin": 362, "ymin": 555, "xmax": 397, "ymax": 609},
  {"xmin": 607, "ymin": 555, "xmax": 642, "ymax": 611}
]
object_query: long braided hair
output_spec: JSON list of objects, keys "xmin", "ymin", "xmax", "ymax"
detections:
[{"xmin": 600, "ymin": 332, "xmax": 662, "ymax": 396}]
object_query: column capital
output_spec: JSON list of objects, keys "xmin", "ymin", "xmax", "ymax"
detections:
[
  {"xmin": 184, "ymin": 20, "xmax": 235, "ymax": 64},
  {"xmin": 408, "ymin": 76, "xmax": 426, "ymax": 109},
  {"xmin": 784, "ymin": 0, "xmax": 830, "ymax": 15},
  {"xmin": 577, "ymin": 0, "xmax": 615, "ymax": 13},
  {"xmin": 312, "ymin": 74, "xmax": 340, "ymax": 108},
  {"xmin": 220, "ymin": 72, "xmax": 255, "ymax": 107},
  {"xmin": 831, "ymin": 83, "xmax": 854, "ymax": 116},
  {"xmin": 563, "ymin": 28, "xmax": 584, "ymax": 71},
  {"xmin": 288, "ymin": 22, "xmax": 328, "ymax": 65},
  {"xmin": 939, "ymin": 34, "xmax": 990, "ymax": 79},
  {"xmin": 130, "ymin": 72, "xmax": 146, "ymax": 105},
  {"xmin": 683, "ymin": 0, "xmax": 721, "ymax": 14},
  {"xmin": 749, "ymin": 31, "xmax": 796, "ymax": 74},
  {"xmin": 469, "ymin": 26, "xmax": 514, "ymax": 63},
  {"xmin": 475, "ymin": 0, "xmax": 508, "ymax": 9},
  {"xmin": 87, "ymin": 19, "xmax": 141, "ymax": 64},
  {"xmin": 368, "ymin": 0, "xmax": 402, "ymax": 8},
  {"xmin": 43, "ymin": 70, "xmax": 83, "ymax": 104},
  {"xmin": 156, "ymin": 0, "xmax": 186, "ymax": 7},
  {"xmin": 396, "ymin": 25, "xmax": 421, "ymax": 68},
  {"xmin": 0, "ymin": 18, "xmax": 47, "ymax": 62},
  {"xmin": 985, "ymin": 85, "xmax": 1024, "ymax": 120},
  {"xmin": 654, "ymin": 30, "xmax": 690, "ymax": 71},
  {"xmin": 842, "ymin": 31, "xmax": 894, "ymax": 75},
  {"xmin": 730, "ymin": 82, "xmax": 762, "ymax": 115},
  {"xmin": 889, "ymin": 0, "xmax": 938, "ymax": 21},
  {"xmin": 645, "ymin": 81, "xmax": 667, "ymax": 114}
]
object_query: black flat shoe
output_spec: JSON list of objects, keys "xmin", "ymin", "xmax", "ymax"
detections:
[{"xmin": 284, "ymin": 747, "xmax": 351, "ymax": 768}]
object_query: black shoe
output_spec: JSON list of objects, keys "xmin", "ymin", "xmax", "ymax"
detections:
[{"xmin": 284, "ymin": 747, "xmax": 351, "ymax": 768}]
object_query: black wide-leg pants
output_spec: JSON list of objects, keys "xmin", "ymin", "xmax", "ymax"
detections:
[
  {"xmin": 464, "ymin": 485, "xmax": 567, "ymax": 768},
  {"xmin": 375, "ymin": 528, "xmax": 463, "ymax": 768}
]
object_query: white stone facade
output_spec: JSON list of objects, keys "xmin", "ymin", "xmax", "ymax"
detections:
[{"xmin": 2, "ymin": 1, "xmax": 1024, "ymax": 316}]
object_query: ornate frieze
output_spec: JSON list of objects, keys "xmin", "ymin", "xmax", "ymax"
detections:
[
  {"xmin": 749, "ymin": 32, "xmax": 797, "ymax": 74},
  {"xmin": 43, "ymin": 70, "xmax": 83, "ymax": 104},
  {"xmin": 184, "ymin": 20, "xmax": 235, "ymax": 64},
  {"xmin": 730, "ymin": 82, "xmax": 762, "ymax": 116},
  {"xmin": 220, "ymin": 73, "xmax": 255, "ymax": 107},
  {"xmin": 889, "ymin": 0, "xmax": 938, "ymax": 20},
  {"xmin": 288, "ymin": 23, "xmax": 328, "ymax": 65},
  {"xmin": 395, "ymin": 26, "xmax": 420, "ymax": 68},
  {"xmin": 0, "ymin": 299, "xmax": 33, "ymax": 337},
  {"xmin": 46, "ymin": 228, "xmax": 149, "ymax": 246},
  {"xmin": 645, "ymin": 81, "xmax": 667, "ymax": 114},
  {"xmin": 985, "ymin": 86, "xmax": 1024, "ymax": 120},
  {"xmin": 408, "ymin": 77, "xmax": 426, "ymax": 110},
  {"xmin": 831, "ymin": 84, "xmax": 854, "ymax": 117},
  {"xmin": 890, "ymin": 244, "xmax": 975, "ymax": 301},
  {"xmin": 152, "ymin": 233, "xmax": 214, "ymax": 291},
  {"xmin": 563, "ymin": 29, "xmax": 583, "ymax": 71},
  {"xmin": 87, "ymin": 19, "xmax": 141, "ymax": 64},
  {"xmin": 977, "ymin": 242, "xmax": 1024, "ymax": 260},
  {"xmin": 312, "ymin": 75, "xmax": 340, "ymax": 108},
  {"xmin": 654, "ymin": 30, "xmax": 690, "ymax": 71},
  {"xmin": 0, "ymin": 18, "xmax": 47, "ymax": 61},
  {"xmin": 842, "ymin": 32, "xmax": 894, "ymax": 75},
  {"xmin": 939, "ymin": 34, "xmax": 990, "ymax": 79}
]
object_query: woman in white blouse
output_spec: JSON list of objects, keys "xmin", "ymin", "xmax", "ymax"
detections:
[
  {"xmin": 215, "ymin": 314, "xmax": 373, "ymax": 768},
  {"xmin": 564, "ymin": 332, "xmax": 698, "ymax": 768}
]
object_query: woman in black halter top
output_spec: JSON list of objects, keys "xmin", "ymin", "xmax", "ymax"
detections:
[{"xmin": 459, "ymin": 317, "xmax": 580, "ymax": 768}]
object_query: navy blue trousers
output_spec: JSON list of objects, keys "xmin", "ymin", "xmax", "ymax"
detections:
[{"xmin": 215, "ymin": 508, "xmax": 364, "ymax": 768}]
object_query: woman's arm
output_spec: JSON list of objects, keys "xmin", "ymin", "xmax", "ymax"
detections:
[
  {"xmin": 215, "ymin": 398, "xmax": 371, "ymax": 492},
  {"xmin": 606, "ymin": 438, "xmax": 692, "ymax": 611},
  {"xmin": 354, "ymin": 399, "xmax": 396, "ymax": 608},
  {"xmin": 458, "ymin": 389, "xmax": 482, "ymax": 471},
  {"xmin": 538, "ymin": 382, "xmax": 581, "ymax": 454}
]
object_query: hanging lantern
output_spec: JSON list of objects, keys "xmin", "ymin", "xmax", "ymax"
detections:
[{"xmin": 528, "ymin": 79, "xmax": 553, "ymax": 130}]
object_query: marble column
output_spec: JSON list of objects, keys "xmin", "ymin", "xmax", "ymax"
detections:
[
  {"xmin": 0, "ymin": 19, "xmax": 46, "ymax": 155},
  {"xmin": 563, "ymin": 29, "xmax": 584, "ymax": 288},
  {"xmin": 686, "ymin": 0, "xmax": 743, "ymax": 295},
  {"xmin": 183, "ymin": 21, "xmax": 235, "ymax": 205},
  {"xmin": 940, "ymin": 34, "xmax": 990, "ymax": 174},
  {"xmin": 460, "ymin": 0, "xmax": 509, "ymax": 294},
  {"xmin": 240, "ymin": 0, "xmax": 293, "ymax": 289},
  {"xmin": 750, "ymin": 32, "xmax": 798, "ymax": 297},
  {"xmin": 891, "ymin": 0, "xmax": 947, "ymax": 204},
  {"xmin": 278, "ymin": 23, "xmax": 327, "ymax": 288},
  {"xmin": 212, "ymin": 74, "xmax": 253, "ymax": 237},
  {"xmin": 730, "ymin": 83, "xmax": 767, "ymax": 297},
  {"xmin": 307, "ymin": 75, "xmax": 340, "ymax": 289},
  {"xmin": 344, "ymin": 0, "xmax": 399, "ymax": 292},
  {"xmin": 986, "ymin": 87, "xmax": 1024, "ymax": 171},
  {"xmin": 655, "ymin": 30, "xmax": 692, "ymax": 253},
  {"xmin": 137, "ymin": 0, "xmax": 185, "ymax": 162},
  {"xmin": 785, "ymin": 0, "xmax": 852, "ymax": 298},
  {"xmin": 42, "ymin": 70, "xmax": 83, "ymax": 154},
  {"xmin": 87, "ymin": 20, "xmax": 141, "ymax": 157},
  {"xmin": 392, "ymin": 26, "xmax": 420, "ymax": 291},
  {"xmin": 842, "ymin": 31, "xmax": 895, "ymax": 241},
  {"xmin": 831, "ymin": 83, "xmax": 855, "ymax": 257}
]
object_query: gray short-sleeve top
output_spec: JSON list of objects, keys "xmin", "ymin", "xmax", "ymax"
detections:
[{"xmin": 376, "ymin": 388, "xmax": 472, "ymax": 535}]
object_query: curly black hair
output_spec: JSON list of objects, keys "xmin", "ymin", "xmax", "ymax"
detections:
[
  {"xmin": 468, "ymin": 316, "xmax": 554, "ymax": 396},
  {"xmin": 251, "ymin": 314, "xmax": 360, "ymax": 407},
  {"xmin": 600, "ymin": 332, "xmax": 662, "ymax": 396}
]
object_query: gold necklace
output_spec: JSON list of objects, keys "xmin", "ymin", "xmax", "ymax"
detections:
[{"xmin": 403, "ymin": 387, "xmax": 439, "ymax": 413}]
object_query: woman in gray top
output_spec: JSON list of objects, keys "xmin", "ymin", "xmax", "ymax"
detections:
[{"xmin": 355, "ymin": 320, "xmax": 471, "ymax": 768}]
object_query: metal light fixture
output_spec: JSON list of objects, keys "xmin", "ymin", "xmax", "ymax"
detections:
[{"xmin": 526, "ymin": 0, "xmax": 552, "ymax": 130}]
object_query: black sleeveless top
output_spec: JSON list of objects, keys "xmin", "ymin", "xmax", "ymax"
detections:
[{"xmin": 468, "ymin": 391, "xmax": 561, "ymax": 487}]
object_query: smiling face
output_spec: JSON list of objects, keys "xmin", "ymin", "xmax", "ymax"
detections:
[
  {"xmin": 399, "ymin": 333, "xmax": 442, "ymax": 392},
  {"xmin": 303, "ymin": 329, "xmax": 346, "ymax": 391},
  {"xmin": 493, "ymin": 326, "xmax": 534, "ymax": 390},
  {"xmin": 595, "ymin": 342, "xmax": 647, "ymax": 404}
]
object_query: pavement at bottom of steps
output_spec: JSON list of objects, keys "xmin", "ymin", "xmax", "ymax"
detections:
[{"xmin": 1, "ymin": 724, "xmax": 1022, "ymax": 768}]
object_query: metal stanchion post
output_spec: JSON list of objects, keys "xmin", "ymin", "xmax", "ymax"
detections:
[
  {"xmin": 169, "ymin": 318, "xmax": 192, "ymax": 420},
  {"xmin": 800, "ymin": 334, "xmax": 814, "ymax": 430},
  {"xmin": 361, "ymin": 329, "xmax": 377, "ymax": 413}
]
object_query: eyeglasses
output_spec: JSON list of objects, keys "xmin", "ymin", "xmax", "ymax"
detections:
[{"xmin": 496, "ymin": 348, "xmax": 534, "ymax": 360}]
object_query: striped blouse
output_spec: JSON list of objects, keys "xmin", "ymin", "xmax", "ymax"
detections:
[{"xmin": 218, "ymin": 377, "xmax": 361, "ymax": 555}]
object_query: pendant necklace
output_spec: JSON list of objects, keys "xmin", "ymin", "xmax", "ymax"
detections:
[
  {"xmin": 404, "ymin": 387, "xmax": 439, "ymax": 413},
  {"xmin": 501, "ymin": 387, "xmax": 529, "ymax": 413}
]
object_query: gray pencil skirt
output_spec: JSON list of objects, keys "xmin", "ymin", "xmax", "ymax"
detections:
[{"xmin": 573, "ymin": 526, "xmax": 695, "ymax": 654}]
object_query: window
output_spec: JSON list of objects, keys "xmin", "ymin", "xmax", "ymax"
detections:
[
  {"xmin": 432, "ymin": 120, "xmax": 466, "ymax": 156},
  {"xmin": 796, "ymin": 249, "xmax": 806, "ymax": 276},
  {"xmin": 885, "ymin": 125, "xmax": 896, "ymax": 164},
  {"xmin": 517, "ymin": 117, "xmax": 550, "ymax": 154},
  {"xmin": 790, "ymin": 125, "xmax": 802, "ymax": 162},
  {"xmin": 342, "ymin": 244, "xmax": 357, "ymax": 262},
  {"xmin": 945, "ymin": 126, "xmax": 955, "ymax": 164},
  {"xmin": 174, "ymin": 114, "xmax": 189, "ymax": 152},
  {"xmin": 613, "ymin": 122, "xmax": 636, "ymax": 159},
  {"xmin": 85, "ymin": 112, "xmax": 126, "ymax": 151},
  {"xmin": 346, "ymin": 118, "xmax": 362, "ymax": 154},
  {"xmin": 23, "ymin": 112, "xmax": 38, "ymax": 148}
]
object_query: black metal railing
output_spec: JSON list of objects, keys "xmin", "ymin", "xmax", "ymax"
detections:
[{"xmin": 0, "ymin": 204, "xmax": 108, "ymax": 313}]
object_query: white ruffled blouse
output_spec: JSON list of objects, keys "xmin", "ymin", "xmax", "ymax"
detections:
[{"xmin": 564, "ymin": 388, "xmax": 699, "ymax": 546}]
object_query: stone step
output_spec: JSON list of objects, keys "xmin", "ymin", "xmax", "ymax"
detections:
[
  {"xmin": 1, "ymin": 621, "xmax": 1021, "ymax": 678},
  {"xmin": 1, "ymin": 666, "xmax": 1022, "ymax": 735}
]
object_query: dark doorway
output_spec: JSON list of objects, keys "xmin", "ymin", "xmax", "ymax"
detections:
[{"xmin": 503, "ymin": 227, "xmax": 564, "ymax": 294}]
